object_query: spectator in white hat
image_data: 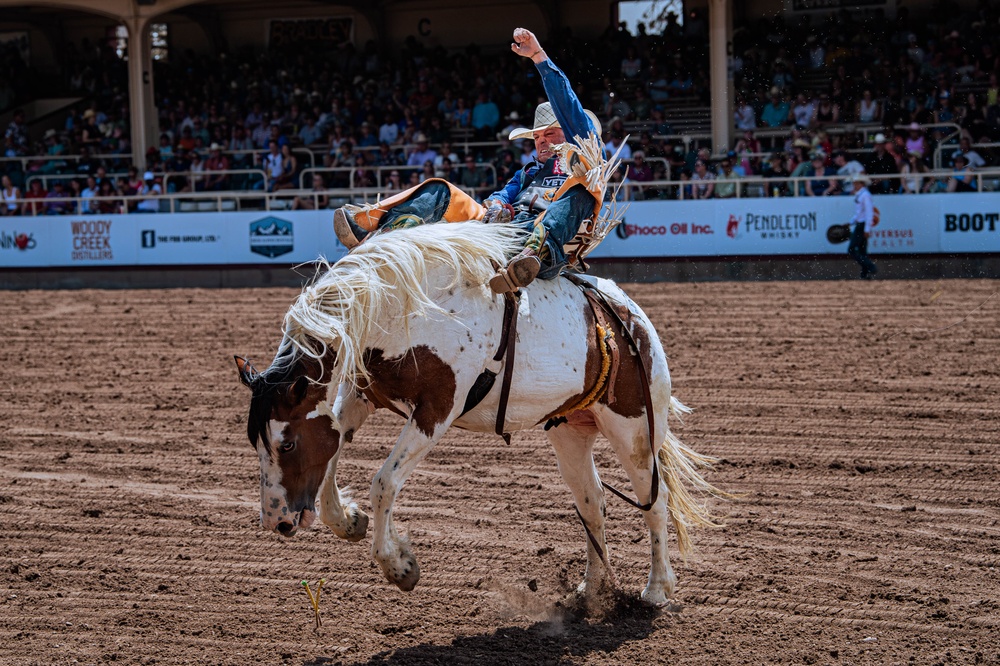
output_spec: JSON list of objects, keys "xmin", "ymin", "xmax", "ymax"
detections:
[
  {"xmin": 864, "ymin": 133, "xmax": 897, "ymax": 194},
  {"xmin": 951, "ymin": 137, "xmax": 985, "ymax": 169},
  {"xmin": 904, "ymin": 122, "xmax": 927, "ymax": 158},
  {"xmin": 947, "ymin": 154, "xmax": 976, "ymax": 193},
  {"xmin": 498, "ymin": 111, "xmax": 522, "ymax": 141},
  {"xmin": 204, "ymin": 143, "xmax": 231, "ymax": 191},
  {"xmin": 405, "ymin": 133, "xmax": 437, "ymax": 167},
  {"xmin": 847, "ymin": 173, "xmax": 878, "ymax": 279},
  {"xmin": 136, "ymin": 171, "xmax": 162, "ymax": 213}
]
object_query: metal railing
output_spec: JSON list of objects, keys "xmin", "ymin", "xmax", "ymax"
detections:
[
  {"xmin": 650, "ymin": 122, "xmax": 965, "ymax": 162},
  {"xmin": 3, "ymin": 167, "xmax": 994, "ymax": 216},
  {"xmin": 299, "ymin": 162, "xmax": 499, "ymax": 191},
  {"xmin": 0, "ymin": 122, "xmax": 974, "ymax": 179},
  {"xmin": 0, "ymin": 182, "xmax": 483, "ymax": 216},
  {"xmin": 161, "ymin": 168, "xmax": 267, "ymax": 193},
  {"xmin": 622, "ymin": 167, "xmax": 1000, "ymax": 201},
  {"xmin": 0, "ymin": 152, "xmax": 133, "ymax": 173},
  {"xmin": 26, "ymin": 171, "xmax": 130, "ymax": 190}
]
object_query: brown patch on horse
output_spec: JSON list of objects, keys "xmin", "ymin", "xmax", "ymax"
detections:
[
  {"xmin": 540, "ymin": 300, "xmax": 602, "ymax": 422},
  {"xmin": 272, "ymin": 382, "xmax": 342, "ymax": 508},
  {"xmin": 362, "ymin": 385, "xmax": 409, "ymax": 420},
  {"xmin": 364, "ymin": 345, "xmax": 457, "ymax": 437}
]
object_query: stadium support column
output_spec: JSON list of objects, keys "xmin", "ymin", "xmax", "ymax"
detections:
[
  {"xmin": 125, "ymin": 15, "xmax": 156, "ymax": 172},
  {"xmin": 708, "ymin": 0, "xmax": 732, "ymax": 155}
]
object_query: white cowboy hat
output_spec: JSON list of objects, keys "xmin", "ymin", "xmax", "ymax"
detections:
[
  {"xmin": 509, "ymin": 102, "xmax": 601, "ymax": 141},
  {"xmin": 850, "ymin": 173, "xmax": 871, "ymax": 185}
]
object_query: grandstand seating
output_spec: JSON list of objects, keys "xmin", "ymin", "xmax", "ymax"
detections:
[{"xmin": 2, "ymin": 5, "xmax": 999, "ymax": 210}]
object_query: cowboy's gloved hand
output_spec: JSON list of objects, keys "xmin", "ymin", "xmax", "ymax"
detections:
[{"xmin": 483, "ymin": 202, "xmax": 514, "ymax": 224}]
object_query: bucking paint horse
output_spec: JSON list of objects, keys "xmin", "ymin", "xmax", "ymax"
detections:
[{"xmin": 234, "ymin": 221, "xmax": 721, "ymax": 606}]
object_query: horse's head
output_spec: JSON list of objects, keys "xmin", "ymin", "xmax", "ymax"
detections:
[{"xmin": 234, "ymin": 354, "xmax": 370, "ymax": 537}]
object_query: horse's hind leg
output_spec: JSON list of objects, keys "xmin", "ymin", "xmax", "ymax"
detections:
[
  {"xmin": 596, "ymin": 410, "xmax": 677, "ymax": 606},
  {"xmin": 317, "ymin": 448, "xmax": 369, "ymax": 541},
  {"xmin": 547, "ymin": 422, "xmax": 618, "ymax": 598}
]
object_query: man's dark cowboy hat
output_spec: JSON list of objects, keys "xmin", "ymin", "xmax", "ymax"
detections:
[{"xmin": 827, "ymin": 224, "xmax": 851, "ymax": 244}]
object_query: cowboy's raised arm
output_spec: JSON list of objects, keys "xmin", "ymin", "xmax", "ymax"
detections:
[{"xmin": 512, "ymin": 28, "xmax": 597, "ymax": 146}]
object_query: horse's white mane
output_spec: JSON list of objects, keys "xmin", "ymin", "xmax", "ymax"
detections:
[{"xmin": 281, "ymin": 221, "xmax": 525, "ymax": 388}]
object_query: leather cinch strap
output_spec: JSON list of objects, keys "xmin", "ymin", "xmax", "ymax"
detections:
[{"xmin": 566, "ymin": 273, "xmax": 660, "ymax": 512}]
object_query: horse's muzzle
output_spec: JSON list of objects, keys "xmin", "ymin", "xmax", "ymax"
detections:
[{"xmin": 272, "ymin": 507, "xmax": 316, "ymax": 538}]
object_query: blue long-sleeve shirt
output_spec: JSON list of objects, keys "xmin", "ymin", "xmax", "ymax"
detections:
[{"xmin": 489, "ymin": 58, "xmax": 597, "ymax": 205}]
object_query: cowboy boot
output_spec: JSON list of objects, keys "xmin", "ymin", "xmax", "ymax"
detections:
[
  {"xmin": 333, "ymin": 205, "xmax": 371, "ymax": 249},
  {"xmin": 489, "ymin": 249, "xmax": 541, "ymax": 294}
]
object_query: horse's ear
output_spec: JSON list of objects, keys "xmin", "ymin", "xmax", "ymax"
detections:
[
  {"xmin": 234, "ymin": 356, "xmax": 257, "ymax": 388},
  {"xmin": 288, "ymin": 376, "xmax": 310, "ymax": 405}
]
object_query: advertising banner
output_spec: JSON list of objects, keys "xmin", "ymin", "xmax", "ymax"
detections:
[
  {"xmin": 715, "ymin": 197, "xmax": 850, "ymax": 255},
  {"xmin": 267, "ymin": 17, "xmax": 353, "ymax": 49},
  {"xmin": 865, "ymin": 195, "xmax": 940, "ymax": 254},
  {"xmin": 594, "ymin": 193, "xmax": 998, "ymax": 259},
  {"xmin": 591, "ymin": 201, "xmax": 720, "ymax": 258},
  {"xmin": 0, "ymin": 218, "xmax": 55, "ymax": 267},
  {"xmin": 3, "ymin": 193, "xmax": 999, "ymax": 269},
  {"xmin": 0, "ymin": 211, "xmax": 348, "ymax": 268},
  {"xmin": 939, "ymin": 197, "xmax": 1000, "ymax": 253}
]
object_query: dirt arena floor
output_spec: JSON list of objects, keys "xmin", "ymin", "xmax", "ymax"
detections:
[{"xmin": 1, "ymin": 278, "xmax": 998, "ymax": 665}]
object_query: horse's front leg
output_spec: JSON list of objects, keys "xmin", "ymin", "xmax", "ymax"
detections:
[
  {"xmin": 370, "ymin": 416, "xmax": 446, "ymax": 591},
  {"xmin": 317, "ymin": 448, "xmax": 369, "ymax": 541}
]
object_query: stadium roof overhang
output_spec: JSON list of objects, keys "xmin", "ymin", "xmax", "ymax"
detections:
[{"xmin": 0, "ymin": 0, "xmax": 565, "ymax": 33}]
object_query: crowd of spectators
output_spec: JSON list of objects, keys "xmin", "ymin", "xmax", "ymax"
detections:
[
  {"xmin": 616, "ymin": 1, "xmax": 1000, "ymax": 200},
  {"xmin": 4, "ymin": 3, "xmax": 1000, "ymax": 213},
  {"xmin": 1, "ymin": 11, "xmax": 714, "ymax": 213},
  {"xmin": 656, "ymin": 0, "xmax": 1000, "ymax": 200}
]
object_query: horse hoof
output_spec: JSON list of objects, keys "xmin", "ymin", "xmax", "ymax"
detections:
[
  {"xmin": 640, "ymin": 588, "xmax": 671, "ymax": 608},
  {"xmin": 343, "ymin": 510, "xmax": 369, "ymax": 542},
  {"xmin": 391, "ymin": 554, "xmax": 421, "ymax": 592}
]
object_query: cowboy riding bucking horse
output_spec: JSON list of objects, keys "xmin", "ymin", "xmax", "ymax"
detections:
[{"xmin": 333, "ymin": 27, "xmax": 623, "ymax": 292}]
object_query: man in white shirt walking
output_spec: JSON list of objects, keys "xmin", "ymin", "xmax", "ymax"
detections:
[{"xmin": 847, "ymin": 173, "xmax": 878, "ymax": 279}]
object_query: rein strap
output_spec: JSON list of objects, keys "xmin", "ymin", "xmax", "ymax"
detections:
[{"xmin": 493, "ymin": 292, "xmax": 519, "ymax": 444}]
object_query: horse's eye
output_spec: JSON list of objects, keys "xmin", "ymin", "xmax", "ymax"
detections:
[{"xmin": 278, "ymin": 440, "xmax": 296, "ymax": 454}]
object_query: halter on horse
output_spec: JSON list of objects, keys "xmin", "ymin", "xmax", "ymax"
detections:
[{"xmin": 235, "ymin": 221, "xmax": 721, "ymax": 606}]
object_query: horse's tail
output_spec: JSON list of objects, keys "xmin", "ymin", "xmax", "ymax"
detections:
[
  {"xmin": 669, "ymin": 395, "xmax": 693, "ymax": 422},
  {"xmin": 657, "ymin": 396, "xmax": 728, "ymax": 556}
]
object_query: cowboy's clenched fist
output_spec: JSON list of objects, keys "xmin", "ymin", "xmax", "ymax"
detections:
[{"xmin": 512, "ymin": 28, "xmax": 543, "ymax": 60}]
